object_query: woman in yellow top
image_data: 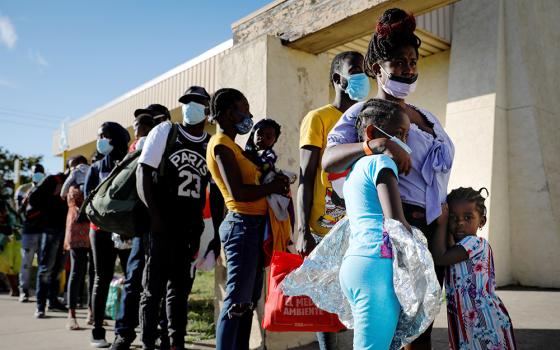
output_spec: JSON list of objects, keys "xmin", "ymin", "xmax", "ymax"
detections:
[{"xmin": 206, "ymin": 88, "xmax": 288, "ymax": 350}]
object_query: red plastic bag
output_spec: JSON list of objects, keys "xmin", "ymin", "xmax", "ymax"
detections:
[{"xmin": 262, "ymin": 251, "xmax": 345, "ymax": 332}]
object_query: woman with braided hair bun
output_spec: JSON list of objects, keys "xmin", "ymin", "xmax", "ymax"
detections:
[{"xmin": 323, "ymin": 8, "xmax": 455, "ymax": 349}]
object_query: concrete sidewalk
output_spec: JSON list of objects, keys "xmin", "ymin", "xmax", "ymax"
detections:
[{"xmin": 0, "ymin": 288, "xmax": 559, "ymax": 349}]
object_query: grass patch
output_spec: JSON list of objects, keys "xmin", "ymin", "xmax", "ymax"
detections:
[{"xmin": 187, "ymin": 270, "xmax": 215, "ymax": 341}]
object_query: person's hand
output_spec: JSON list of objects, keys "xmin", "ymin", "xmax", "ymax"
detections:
[
  {"xmin": 296, "ymin": 226, "xmax": 317, "ymax": 257},
  {"xmin": 437, "ymin": 203, "xmax": 449, "ymax": 226},
  {"xmin": 376, "ymin": 139, "xmax": 412, "ymax": 175},
  {"xmin": 205, "ymin": 237, "xmax": 221, "ymax": 259},
  {"xmin": 269, "ymin": 175, "xmax": 290, "ymax": 195}
]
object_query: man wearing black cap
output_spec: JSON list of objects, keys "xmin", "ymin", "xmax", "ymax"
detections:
[
  {"xmin": 129, "ymin": 104, "xmax": 171, "ymax": 153},
  {"xmin": 135, "ymin": 86, "xmax": 222, "ymax": 350},
  {"xmin": 134, "ymin": 103, "xmax": 171, "ymax": 123}
]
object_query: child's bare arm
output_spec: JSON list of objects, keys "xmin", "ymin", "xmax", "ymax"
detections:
[
  {"xmin": 430, "ymin": 204, "xmax": 469, "ymax": 266},
  {"xmin": 376, "ymin": 168, "xmax": 411, "ymax": 232},
  {"xmin": 447, "ymin": 231, "xmax": 456, "ymax": 248}
]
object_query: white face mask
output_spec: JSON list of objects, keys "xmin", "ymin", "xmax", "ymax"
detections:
[
  {"xmin": 182, "ymin": 102, "xmax": 207, "ymax": 125},
  {"xmin": 379, "ymin": 65, "xmax": 418, "ymax": 99},
  {"xmin": 374, "ymin": 125, "xmax": 412, "ymax": 154}
]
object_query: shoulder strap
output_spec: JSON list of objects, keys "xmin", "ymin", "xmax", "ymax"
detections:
[{"xmin": 158, "ymin": 122, "xmax": 179, "ymax": 177}]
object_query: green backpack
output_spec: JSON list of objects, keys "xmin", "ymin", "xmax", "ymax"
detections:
[{"xmin": 82, "ymin": 123, "xmax": 178, "ymax": 238}]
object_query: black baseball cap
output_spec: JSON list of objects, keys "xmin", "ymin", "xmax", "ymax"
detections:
[
  {"xmin": 134, "ymin": 104, "xmax": 170, "ymax": 121},
  {"xmin": 178, "ymin": 86, "xmax": 210, "ymax": 104}
]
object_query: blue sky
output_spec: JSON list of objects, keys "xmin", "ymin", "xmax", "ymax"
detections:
[{"xmin": 0, "ymin": 0, "xmax": 270, "ymax": 174}]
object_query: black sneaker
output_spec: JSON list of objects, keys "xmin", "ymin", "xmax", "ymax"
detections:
[
  {"xmin": 48, "ymin": 300, "xmax": 68, "ymax": 312},
  {"xmin": 110, "ymin": 335, "xmax": 131, "ymax": 350}
]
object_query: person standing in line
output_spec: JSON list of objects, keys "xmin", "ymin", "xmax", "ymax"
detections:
[
  {"xmin": 61, "ymin": 155, "xmax": 91, "ymax": 330},
  {"xmin": 206, "ymin": 88, "xmax": 288, "ymax": 350},
  {"xmin": 110, "ymin": 104, "xmax": 166, "ymax": 350},
  {"xmin": 31, "ymin": 168, "xmax": 69, "ymax": 318},
  {"xmin": 322, "ymin": 9, "xmax": 455, "ymax": 349},
  {"xmin": 137, "ymin": 86, "xmax": 222, "ymax": 350},
  {"xmin": 16, "ymin": 164, "xmax": 46, "ymax": 302},
  {"xmin": 297, "ymin": 50, "xmax": 367, "ymax": 349},
  {"xmin": 130, "ymin": 103, "xmax": 171, "ymax": 152},
  {"xmin": 85, "ymin": 122, "xmax": 132, "ymax": 348}
]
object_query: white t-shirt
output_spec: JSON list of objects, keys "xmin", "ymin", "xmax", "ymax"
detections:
[
  {"xmin": 138, "ymin": 122, "xmax": 172, "ymax": 168},
  {"xmin": 138, "ymin": 122, "xmax": 208, "ymax": 168}
]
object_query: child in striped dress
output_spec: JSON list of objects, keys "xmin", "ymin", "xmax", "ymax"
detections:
[{"xmin": 432, "ymin": 187, "xmax": 516, "ymax": 349}]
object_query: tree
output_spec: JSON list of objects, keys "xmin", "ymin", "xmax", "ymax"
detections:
[{"xmin": 0, "ymin": 146, "xmax": 43, "ymax": 185}]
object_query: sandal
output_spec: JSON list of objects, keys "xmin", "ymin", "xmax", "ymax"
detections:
[
  {"xmin": 86, "ymin": 310, "xmax": 94, "ymax": 326},
  {"xmin": 67, "ymin": 318, "xmax": 80, "ymax": 330}
]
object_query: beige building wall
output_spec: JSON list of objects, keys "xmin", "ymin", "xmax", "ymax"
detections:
[
  {"xmin": 445, "ymin": 0, "xmax": 560, "ymax": 288},
  {"xmin": 407, "ymin": 50, "xmax": 450, "ymax": 125},
  {"xmin": 504, "ymin": 0, "xmax": 560, "ymax": 287},
  {"xmin": 445, "ymin": 0, "xmax": 512, "ymax": 286}
]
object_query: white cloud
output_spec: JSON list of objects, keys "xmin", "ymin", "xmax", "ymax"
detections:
[
  {"xmin": 28, "ymin": 50, "xmax": 49, "ymax": 67},
  {"xmin": 0, "ymin": 15, "xmax": 17, "ymax": 49},
  {"xmin": 0, "ymin": 78, "xmax": 17, "ymax": 88}
]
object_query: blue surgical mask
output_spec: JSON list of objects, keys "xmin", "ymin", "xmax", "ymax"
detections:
[
  {"xmin": 96, "ymin": 138, "xmax": 113, "ymax": 155},
  {"xmin": 374, "ymin": 126, "xmax": 412, "ymax": 154},
  {"xmin": 32, "ymin": 172, "xmax": 45, "ymax": 184},
  {"xmin": 234, "ymin": 112, "xmax": 254, "ymax": 135},
  {"xmin": 182, "ymin": 102, "xmax": 207, "ymax": 125},
  {"xmin": 344, "ymin": 73, "xmax": 370, "ymax": 101}
]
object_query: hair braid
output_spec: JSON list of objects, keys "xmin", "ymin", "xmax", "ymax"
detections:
[
  {"xmin": 447, "ymin": 187, "xmax": 489, "ymax": 217},
  {"xmin": 356, "ymin": 98, "xmax": 405, "ymax": 142},
  {"xmin": 365, "ymin": 8, "xmax": 422, "ymax": 77}
]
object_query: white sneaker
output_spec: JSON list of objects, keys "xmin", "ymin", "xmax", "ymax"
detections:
[
  {"xmin": 19, "ymin": 294, "xmax": 29, "ymax": 303},
  {"xmin": 34, "ymin": 310, "xmax": 45, "ymax": 319},
  {"xmin": 90, "ymin": 338, "xmax": 110, "ymax": 348}
]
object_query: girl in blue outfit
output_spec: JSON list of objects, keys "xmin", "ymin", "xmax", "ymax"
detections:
[{"xmin": 339, "ymin": 98, "xmax": 411, "ymax": 349}]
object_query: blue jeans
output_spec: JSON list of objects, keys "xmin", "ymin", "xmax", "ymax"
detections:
[
  {"xmin": 36, "ymin": 229, "xmax": 64, "ymax": 311},
  {"xmin": 339, "ymin": 255, "xmax": 400, "ymax": 349},
  {"xmin": 19, "ymin": 233, "xmax": 41, "ymax": 295},
  {"xmin": 216, "ymin": 212, "xmax": 265, "ymax": 350},
  {"xmin": 115, "ymin": 236, "xmax": 144, "ymax": 341}
]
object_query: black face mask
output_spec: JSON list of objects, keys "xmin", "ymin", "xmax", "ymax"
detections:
[{"xmin": 386, "ymin": 73, "xmax": 418, "ymax": 84}]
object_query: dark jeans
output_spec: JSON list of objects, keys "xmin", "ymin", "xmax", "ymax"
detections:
[
  {"xmin": 67, "ymin": 248, "xmax": 90, "ymax": 309},
  {"xmin": 140, "ymin": 226, "xmax": 200, "ymax": 349},
  {"xmin": 216, "ymin": 212, "xmax": 265, "ymax": 350},
  {"xmin": 402, "ymin": 202, "xmax": 445, "ymax": 345},
  {"xmin": 140, "ymin": 223, "xmax": 200, "ymax": 349},
  {"xmin": 115, "ymin": 236, "xmax": 144, "ymax": 341},
  {"xmin": 90, "ymin": 229, "xmax": 130, "ymax": 339},
  {"xmin": 87, "ymin": 248, "xmax": 95, "ymax": 310},
  {"xmin": 36, "ymin": 229, "xmax": 64, "ymax": 311}
]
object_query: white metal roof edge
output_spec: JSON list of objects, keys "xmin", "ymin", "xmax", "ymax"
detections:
[{"xmin": 69, "ymin": 39, "xmax": 234, "ymax": 127}]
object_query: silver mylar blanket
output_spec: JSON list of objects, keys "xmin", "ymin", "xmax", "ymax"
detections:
[{"xmin": 280, "ymin": 217, "xmax": 442, "ymax": 349}]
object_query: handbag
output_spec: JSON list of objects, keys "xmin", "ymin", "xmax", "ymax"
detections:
[{"xmin": 262, "ymin": 251, "xmax": 345, "ymax": 332}]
